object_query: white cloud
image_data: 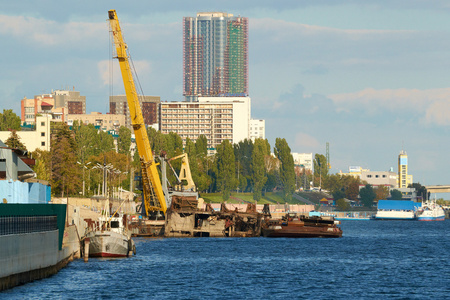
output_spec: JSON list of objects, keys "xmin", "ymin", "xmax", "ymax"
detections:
[
  {"xmin": 425, "ymin": 100, "xmax": 450, "ymax": 126},
  {"xmin": 251, "ymin": 18, "xmax": 411, "ymax": 40},
  {"xmin": 98, "ymin": 59, "xmax": 151, "ymax": 87},
  {"xmin": 329, "ymin": 87, "xmax": 450, "ymax": 125},
  {"xmin": 0, "ymin": 14, "xmax": 107, "ymax": 47},
  {"xmin": 97, "ymin": 60, "xmax": 110, "ymax": 86},
  {"xmin": 294, "ymin": 132, "xmax": 320, "ymax": 150}
]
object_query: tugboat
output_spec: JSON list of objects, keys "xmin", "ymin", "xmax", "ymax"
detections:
[{"xmin": 261, "ymin": 213, "xmax": 343, "ymax": 238}]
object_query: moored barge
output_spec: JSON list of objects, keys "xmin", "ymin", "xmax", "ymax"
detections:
[{"xmin": 261, "ymin": 214, "xmax": 343, "ymax": 238}]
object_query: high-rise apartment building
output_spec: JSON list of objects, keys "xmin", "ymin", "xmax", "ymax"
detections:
[
  {"xmin": 183, "ymin": 12, "xmax": 248, "ymax": 101},
  {"xmin": 109, "ymin": 95, "xmax": 160, "ymax": 129},
  {"xmin": 398, "ymin": 150, "xmax": 413, "ymax": 188},
  {"xmin": 53, "ymin": 89, "xmax": 86, "ymax": 115}
]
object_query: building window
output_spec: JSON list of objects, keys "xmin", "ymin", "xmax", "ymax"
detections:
[
  {"xmin": 41, "ymin": 122, "xmax": 45, "ymax": 126},
  {"xmin": 41, "ymin": 132, "xmax": 45, "ymax": 137},
  {"xmin": 41, "ymin": 142, "xmax": 45, "ymax": 146}
]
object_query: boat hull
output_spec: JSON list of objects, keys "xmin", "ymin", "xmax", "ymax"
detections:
[
  {"xmin": 374, "ymin": 211, "xmax": 416, "ymax": 220},
  {"xmin": 261, "ymin": 217, "xmax": 342, "ymax": 238},
  {"xmin": 262, "ymin": 226, "xmax": 342, "ymax": 238},
  {"xmin": 416, "ymin": 202, "xmax": 445, "ymax": 221},
  {"xmin": 417, "ymin": 216, "xmax": 445, "ymax": 221},
  {"xmin": 86, "ymin": 230, "xmax": 131, "ymax": 258}
]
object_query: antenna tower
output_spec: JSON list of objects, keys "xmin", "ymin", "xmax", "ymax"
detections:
[{"xmin": 326, "ymin": 142, "xmax": 331, "ymax": 169}]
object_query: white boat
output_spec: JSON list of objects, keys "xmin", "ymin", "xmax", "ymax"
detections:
[
  {"xmin": 85, "ymin": 200, "xmax": 135, "ymax": 258},
  {"xmin": 416, "ymin": 199, "xmax": 445, "ymax": 221},
  {"xmin": 374, "ymin": 200, "xmax": 418, "ymax": 220},
  {"xmin": 374, "ymin": 209, "xmax": 416, "ymax": 220}
]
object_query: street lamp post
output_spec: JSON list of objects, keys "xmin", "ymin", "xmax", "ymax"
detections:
[
  {"xmin": 77, "ymin": 161, "xmax": 91, "ymax": 196},
  {"xmin": 94, "ymin": 162, "xmax": 113, "ymax": 198}
]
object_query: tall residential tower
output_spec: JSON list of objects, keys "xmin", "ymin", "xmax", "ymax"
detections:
[{"xmin": 183, "ymin": 12, "xmax": 248, "ymax": 101}]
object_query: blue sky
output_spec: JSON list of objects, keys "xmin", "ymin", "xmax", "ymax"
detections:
[{"xmin": 2, "ymin": 1, "xmax": 450, "ymax": 188}]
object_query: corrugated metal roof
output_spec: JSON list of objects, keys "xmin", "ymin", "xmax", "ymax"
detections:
[{"xmin": 378, "ymin": 200, "xmax": 422, "ymax": 210}]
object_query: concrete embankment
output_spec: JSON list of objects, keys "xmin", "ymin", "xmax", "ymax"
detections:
[{"xmin": 0, "ymin": 224, "xmax": 81, "ymax": 291}]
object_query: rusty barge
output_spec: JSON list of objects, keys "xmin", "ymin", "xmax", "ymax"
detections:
[
  {"xmin": 261, "ymin": 213, "xmax": 343, "ymax": 238},
  {"xmin": 164, "ymin": 198, "xmax": 262, "ymax": 238}
]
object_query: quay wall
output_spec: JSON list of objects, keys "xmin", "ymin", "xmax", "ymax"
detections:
[
  {"xmin": 0, "ymin": 225, "xmax": 80, "ymax": 291},
  {"xmin": 0, "ymin": 230, "xmax": 60, "ymax": 279}
]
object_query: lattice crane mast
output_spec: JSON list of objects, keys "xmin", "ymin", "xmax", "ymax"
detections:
[{"xmin": 108, "ymin": 9, "xmax": 167, "ymax": 215}]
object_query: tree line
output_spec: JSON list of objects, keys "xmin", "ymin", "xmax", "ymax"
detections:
[
  {"xmin": 1, "ymin": 109, "xmax": 427, "ymax": 204},
  {"xmin": 2, "ymin": 114, "xmax": 296, "ymax": 200}
]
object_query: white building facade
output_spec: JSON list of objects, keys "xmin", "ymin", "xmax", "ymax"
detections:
[
  {"xmin": 0, "ymin": 115, "xmax": 52, "ymax": 152},
  {"xmin": 66, "ymin": 112, "xmax": 125, "ymax": 131},
  {"xmin": 249, "ymin": 119, "xmax": 265, "ymax": 141},
  {"xmin": 292, "ymin": 153, "xmax": 313, "ymax": 171},
  {"xmin": 160, "ymin": 97, "xmax": 251, "ymax": 150}
]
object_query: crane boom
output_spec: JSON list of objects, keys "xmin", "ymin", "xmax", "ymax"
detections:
[{"xmin": 108, "ymin": 9, "xmax": 167, "ymax": 215}]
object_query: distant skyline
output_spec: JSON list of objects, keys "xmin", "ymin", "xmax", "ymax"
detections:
[{"xmin": 2, "ymin": 1, "xmax": 450, "ymax": 188}]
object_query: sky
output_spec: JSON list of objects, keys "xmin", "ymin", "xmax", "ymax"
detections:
[{"xmin": 2, "ymin": 0, "xmax": 450, "ymax": 189}]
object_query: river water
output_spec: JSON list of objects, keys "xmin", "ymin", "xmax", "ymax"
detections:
[{"xmin": 3, "ymin": 220, "xmax": 450, "ymax": 299}]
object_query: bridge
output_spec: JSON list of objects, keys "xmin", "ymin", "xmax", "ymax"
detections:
[{"xmin": 424, "ymin": 185, "xmax": 450, "ymax": 193}]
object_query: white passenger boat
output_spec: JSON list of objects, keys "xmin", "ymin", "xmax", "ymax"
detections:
[
  {"xmin": 416, "ymin": 199, "xmax": 445, "ymax": 221},
  {"xmin": 374, "ymin": 209, "xmax": 416, "ymax": 220},
  {"xmin": 374, "ymin": 200, "xmax": 419, "ymax": 220}
]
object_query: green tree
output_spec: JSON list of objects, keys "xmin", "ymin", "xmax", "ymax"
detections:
[
  {"xmin": 313, "ymin": 154, "xmax": 328, "ymax": 188},
  {"xmin": 96, "ymin": 130, "xmax": 115, "ymax": 153},
  {"xmin": 32, "ymin": 149, "xmax": 51, "ymax": 181},
  {"xmin": 165, "ymin": 132, "xmax": 183, "ymax": 158},
  {"xmin": 359, "ymin": 184, "xmax": 376, "ymax": 207},
  {"xmin": 336, "ymin": 198, "xmax": 350, "ymax": 211},
  {"xmin": 390, "ymin": 189, "xmax": 403, "ymax": 200},
  {"xmin": 0, "ymin": 109, "xmax": 21, "ymax": 131},
  {"xmin": 375, "ymin": 186, "xmax": 390, "ymax": 201},
  {"xmin": 252, "ymin": 138, "xmax": 268, "ymax": 200},
  {"xmin": 262, "ymin": 143, "xmax": 280, "ymax": 193},
  {"xmin": 346, "ymin": 177, "xmax": 361, "ymax": 201},
  {"xmin": 274, "ymin": 138, "xmax": 295, "ymax": 201},
  {"xmin": 5, "ymin": 130, "xmax": 27, "ymax": 152},
  {"xmin": 325, "ymin": 174, "xmax": 343, "ymax": 194},
  {"xmin": 147, "ymin": 127, "xmax": 166, "ymax": 155},
  {"xmin": 234, "ymin": 139, "xmax": 253, "ymax": 192},
  {"xmin": 216, "ymin": 140, "xmax": 236, "ymax": 200},
  {"xmin": 51, "ymin": 124, "xmax": 81, "ymax": 196},
  {"xmin": 118, "ymin": 126, "xmax": 131, "ymax": 155},
  {"xmin": 332, "ymin": 189, "xmax": 346, "ymax": 202},
  {"xmin": 195, "ymin": 135, "xmax": 208, "ymax": 157},
  {"xmin": 72, "ymin": 122, "xmax": 100, "ymax": 162},
  {"xmin": 409, "ymin": 183, "xmax": 428, "ymax": 200}
]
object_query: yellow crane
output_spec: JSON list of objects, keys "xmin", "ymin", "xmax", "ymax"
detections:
[
  {"xmin": 108, "ymin": 9, "xmax": 167, "ymax": 215},
  {"xmin": 168, "ymin": 153, "xmax": 196, "ymax": 191}
]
